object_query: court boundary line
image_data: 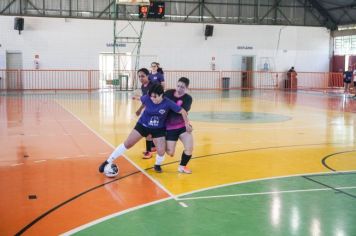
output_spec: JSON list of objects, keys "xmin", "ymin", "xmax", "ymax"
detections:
[
  {"xmin": 175, "ymin": 170, "xmax": 356, "ymax": 198},
  {"xmin": 55, "ymin": 100, "xmax": 176, "ymax": 198},
  {"xmin": 303, "ymin": 175, "xmax": 356, "ymax": 199},
  {"xmin": 177, "ymin": 186, "xmax": 356, "ymax": 201},
  {"xmin": 61, "ymin": 170, "xmax": 356, "ymax": 235},
  {"xmin": 321, "ymin": 150, "xmax": 356, "ymax": 171},
  {"xmin": 60, "ymin": 197, "xmax": 172, "ymax": 236}
]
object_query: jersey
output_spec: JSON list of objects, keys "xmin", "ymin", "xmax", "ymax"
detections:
[
  {"xmin": 141, "ymin": 81, "xmax": 154, "ymax": 95},
  {"xmin": 148, "ymin": 72, "xmax": 164, "ymax": 84},
  {"xmin": 344, "ymin": 71, "xmax": 353, "ymax": 82},
  {"xmin": 138, "ymin": 95, "xmax": 182, "ymax": 129},
  {"xmin": 164, "ymin": 89, "xmax": 192, "ymax": 130}
]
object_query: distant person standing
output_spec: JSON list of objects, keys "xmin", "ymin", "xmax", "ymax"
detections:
[
  {"xmin": 287, "ymin": 66, "xmax": 297, "ymax": 89},
  {"xmin": 343, "ymin": 66, "xmax": 353, "ymax": 94},
  {"xmin": 149, "ymin": 62, "xmax": 165, "ymax": 88}
]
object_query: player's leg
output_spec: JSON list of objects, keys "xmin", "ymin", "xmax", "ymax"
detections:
[
  {"xmin": 178, "ymin": 131, "xmax": 193, "ymax": 174},
  {"xmin": 166, "ymin": 140, "xmax": 178, "ymax": 157},
  {"xmin": 99, "ymin": 124, "xmax": 145, "ymax": 172},
  {"xmin": 166, "ymin": 129, "xmax": 179, "ymax": 157},
  {"xmin": 152, "ymin": 131, "xmax": 166, "ymax": 173},
  {"xmin": 143, "ymin": 135, "xmax": 154, "ymax": 159}
]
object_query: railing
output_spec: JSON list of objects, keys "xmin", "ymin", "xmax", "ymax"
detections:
[{"xmin": 0, "ymin": 69, "xmax": 344, "ymax": 91}]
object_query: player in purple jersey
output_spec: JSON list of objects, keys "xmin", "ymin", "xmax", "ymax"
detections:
[
  {"xmin": 133, "ymin": 68, "xmax": 156, "ymax": 158},
  {"xmin": 149, "ymin": 62, "xmax": 165, "ymax": 88},
  {"xmin": 165, "ymin": 77, "xmax": 194, "ymax": 174},
  {"xmin": 99, "ymin": 84, "xmax": 192, "ymax": 174}
]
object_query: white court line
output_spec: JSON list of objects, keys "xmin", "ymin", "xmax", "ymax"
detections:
[
  {"xmin": 176, "ymin": 170, "xmax": 356, "ymax": 199},
  {"xmin": 76, "ymin": 155, "xmax": 88, "ymax": 157},
  {"xmin": 34, "ymin": 160, "xmax": 47, "ymax": 163},
  {"xmin": 60, "ymin": 197, "xmax": 172, "ymax": 236},
  {"xmin": 55, "ymin": 101, "xmax": 176, "ymax": 199},
  {"xmin": 177, "ymin": 186, "xmax": 356, "ymax": 201},
  {"xmin": 11, "ymin": 163, "xmax": 24, "ymax": 167},
  {"xmin": 179, "ymin": 202, "xmax": 188, "ymax": 208},
  {"xmin": 56, "ymin": 156, "xmax": 71, "ymax": 159}
]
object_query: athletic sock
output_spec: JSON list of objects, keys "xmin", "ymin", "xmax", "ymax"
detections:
[
  {"xmin": 155, "ymin": 154, "xmax": 165, "ymax": 165},
  {"xmin": 146, "ymin": 140, "xmax": 152, "ymax": 152},
  {"xmin": 107, "ymin": 144, "xmax": 127, "ymax": 163},
  {"xmin": 180, "ymin": 152, "xmax": 192, "ymax": 166}
]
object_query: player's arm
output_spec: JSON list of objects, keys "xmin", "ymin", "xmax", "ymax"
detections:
[
  {"xmin": 177, "ymin": 108, "xmax": 192, "ymax": 132},
  {"xmin": 135, "ymin": 104, "xmax": 145, "ymax": 116}
]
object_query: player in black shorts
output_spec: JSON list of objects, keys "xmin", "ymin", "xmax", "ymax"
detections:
[
  {"xmin": 343, "ymin": 66, "xmax": 353, "ymax": 94},
  {"xmin": 165, "ymin": 77, "xmax": 193, "ymax": 174},
  {"xmin": 134, "ymin": 68, "xmax": 156, "ymax": 159}
]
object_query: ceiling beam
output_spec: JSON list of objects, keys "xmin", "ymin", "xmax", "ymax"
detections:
[{"xmin": 306, "ymin": 0, "xmax": 337, "ymax": 29}]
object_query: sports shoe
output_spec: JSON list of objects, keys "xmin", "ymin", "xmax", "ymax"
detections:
[
  {"xmin": 99, "ymin": 160, "xmax": 109, "ymax": 173},
  {"xmin": 151, "ymin": 147, "xmax": 157, "ymax": 152},
  {"xmin": 178, "ymin": 165, "xmax": 192, "ymax": 174},
  {"xmin": 143, "ymin": 151, "xmax": 153, "ymax": 159},
  {"xmin": 154, "ymin": 165, "xmax": 162, "ymax": 173}
]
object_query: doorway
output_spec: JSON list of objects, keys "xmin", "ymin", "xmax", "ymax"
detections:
[
  {"xmin": 241, "ymin": 56, "xmax": 254, "ymax": 88},
  {"xmin": 99, "ymin": 53, "xmax": 157, "ymax": 90},
  {"xmin": 6, "ymin": 52, "xmax": 22, "ymax": 90}
]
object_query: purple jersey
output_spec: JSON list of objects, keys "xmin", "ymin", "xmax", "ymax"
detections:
[
  {"xmin": 141, "ymin": 81, "xmax": 154, "ymax": 95},
  {"xmin": 148, "ymin": 72, "xmax": 164, "ymax": 84},
  {"xmin": 165, "ymin": 89, "xmax": 192, "ymax": 130},
  {"xmin": 138, "ymin": 95, "xmax": 182, "ymax": 129}
]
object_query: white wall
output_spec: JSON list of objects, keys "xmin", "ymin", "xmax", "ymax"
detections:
[{"xmin": 0, "ymin": 16, "xmax": 331, "ymax": 72}]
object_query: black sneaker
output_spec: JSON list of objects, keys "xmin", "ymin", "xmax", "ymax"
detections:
[
  {"xmin": 154, "ymin": 165, "xmax": 162, "ymax": 173},
  {"xmin": 99, "ymin": 160, "xmax": 109, "ymax": 173}
]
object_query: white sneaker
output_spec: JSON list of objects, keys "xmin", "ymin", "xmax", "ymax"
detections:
[{"xmin": 178, "ymin": 165, "xmax": 192, "ymax": 174}]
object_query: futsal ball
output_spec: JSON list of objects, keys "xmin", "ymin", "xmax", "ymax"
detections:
[{"xmin": 104, "ymin": 163, "xmax": 119, "ymax": 178}]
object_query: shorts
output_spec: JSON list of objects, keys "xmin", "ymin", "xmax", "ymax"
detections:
[
  {"xmin": 134, "ymin": 122, "xmax": 166, "ymax": 138},
  {"xmin": 344, "ymin": 79, "xmax": 351, "ymax": 84},
  {"xmin": 166, "ymin": 127, "xmax": 187, "ymax": 141}
]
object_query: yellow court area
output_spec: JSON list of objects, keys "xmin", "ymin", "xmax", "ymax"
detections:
[{"xmin": 57, "ymin": 90, "xmax": 356, "ymax": 195}]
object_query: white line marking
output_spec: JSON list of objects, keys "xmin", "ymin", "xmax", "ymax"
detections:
[
  {"xmin": 179, "ymin": 202, "xmax": 188, "ymax": 208},
  {"xmin": 57, "ymin": 157, "xmax": 71, "ymax": 159},
  {"xmin": 60, "ymin": 197, "xmax": 172, "ymax": 236},
  {"xmin": 55, "ymin": 101, "xmax": 176, "ymax": 199},
  {"xmin": 11, "ymin": 163, "xmax": 24, "ymax": 167},
  {"xmin": 176, "ymin": 170, "xmax": 356, "ymax": 199},
  {"xmin": 98, "ymin": 152, "xmax": 109, "ymax": 155},
  {"xmin": 177, "ymin": 186, "xmax": 356, "ymax": 201},
  {"xmin": 34, "ymin": 160, "xmax": 47, "ymax": 163}
]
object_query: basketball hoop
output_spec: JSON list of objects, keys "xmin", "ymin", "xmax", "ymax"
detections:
[{"xmin": 116, "ymin": 0, "xmax": 150, "ymax": 5}]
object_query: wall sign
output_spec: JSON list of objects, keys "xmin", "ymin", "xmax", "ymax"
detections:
[
  {"xmin": 237, "ymin": 46, "xmax": 253, "ymax": 50},
  {"xmin": 106, "ymin": 43, "xmax": 126, "ymax": 47}
]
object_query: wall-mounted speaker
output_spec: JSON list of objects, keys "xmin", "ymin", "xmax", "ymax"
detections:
[
  {"xmin": 205, "ymin": 25, "xmax": 214, "ymax": 37},
  {"xmin": 14, "ymin": 17, "xmax": 24, "ymax": 33}
]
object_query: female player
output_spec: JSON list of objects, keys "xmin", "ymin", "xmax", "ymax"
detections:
[
  {"xmin": 99, "ymin": 83, "xmax": 192, "ymax": 174},
  {"xmin": 149, "ymin": 62, "xmax": 165, "ymax": 88},
  {"xmin": 165, "ymin": 77, "xmax": 194, "ymax": 174}
]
